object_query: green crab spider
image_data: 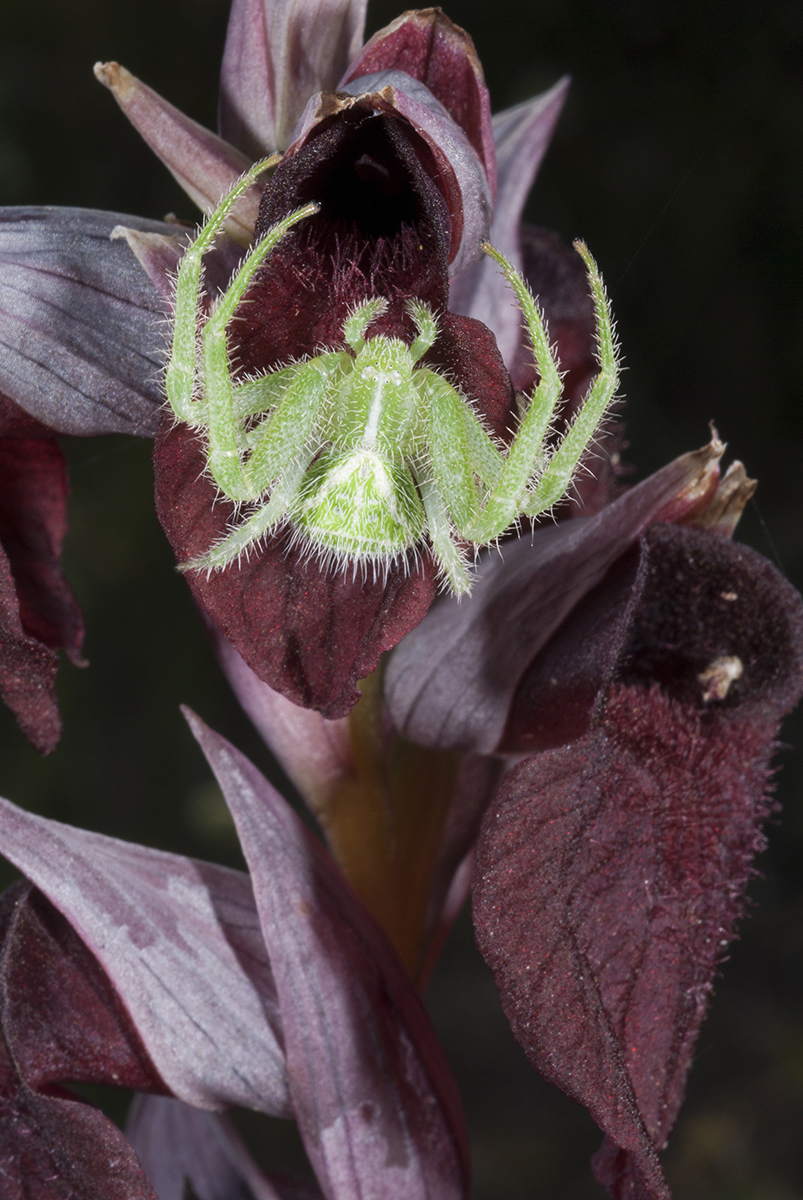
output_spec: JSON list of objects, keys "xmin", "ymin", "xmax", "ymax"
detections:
[{"xmin": 166, "ymin": 158, "xmax": 620, "ymax": 595}]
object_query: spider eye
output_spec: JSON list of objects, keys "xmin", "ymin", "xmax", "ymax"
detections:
[{"xmin": 361, "ymin": 366, "xmax": 378, "ymax": 382}]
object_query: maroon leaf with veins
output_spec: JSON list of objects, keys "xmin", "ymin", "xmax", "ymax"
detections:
[
  {"xmin": 0, "ymin": 794, "xmax": 289, "ymax": 1114},
  {"xmin": 0, "ymin": 881, "xmax": 161, "ymax": 1200},
  {"xmin": 187, "ymin": 710, "xmax": 470, "ymax": 1200},
  {"xmin": 473, "ymin": 525, "xmax": 803, "ymax": 1200}
]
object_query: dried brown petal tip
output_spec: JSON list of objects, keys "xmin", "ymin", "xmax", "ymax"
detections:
[{"xmin": 692, "ymin": 459, "xmax": 758, "ymax": 536}]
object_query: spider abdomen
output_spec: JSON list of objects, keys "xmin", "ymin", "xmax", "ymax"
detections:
[{"xmin": 294, "ymin": 448, "xmax": 425, "ymax": 560}]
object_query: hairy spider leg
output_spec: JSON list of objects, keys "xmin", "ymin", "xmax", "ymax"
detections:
[
  {"xmin": 412, "ymin": 457, "xmax": 473, "ymax": 594},
  {"xmin": 457, "ymin": 242, "xmax": 564, "ymax": 543},
  {"xmin": 165, "ymin": 155, "xmax": 280, "ymax": 424},
  {"xmin": 201, "ymin": 202, "xmax": 319, "ymax": 501},
  {"xmin": 343, "ymin": 298, "xmax": 389, "ymax": 354},
  {"xmin": 181, "ymin": 355, "xmax": 349, "ymax": 572},
  {"xmin": 459, "ymin": 241, "xmax": 618, "ymax": 542},
  {"xmin": 179, "ymin": 448, "xmax": 316, "ymax": 574},
  {"xmin": 406, "ymin": 300, "xmax": 439, "ymax": 362},
  {"xmin": 244, "ymin": 355, "xmax": 348, "ymax": 495},
  {"xmin": 521, "ymin": 241, "xmax": 619, "ymax": 519}
]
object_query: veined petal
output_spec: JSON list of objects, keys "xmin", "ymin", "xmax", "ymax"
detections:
[
  {"xmin": 94, "ymin": 62, "xmax": 256, "ymax": 238},
  {"xmin": 219, "ymin": 0, "xmax": 368, "ymax": 156},
  {"xmin": 0, "ymin": 207, "xmax": 171, "ymax": 436},
  {"xmin": 0, "ymin": 796, "xmax": 289, "ymax": 1115},
  {"xmin": 339, "ymin": 8, "xmax": 496, "ymax": 193},
  {"xmin": 385, "ymin": 439, "xmax": 724, "ymax": 753},
  {"xmin": 187, "ymin": 711, "xmax": 470, "ymax": 1200},
  {"xmin": 450, "ymin": 78, "xmax": 569, "ymax": 369}
]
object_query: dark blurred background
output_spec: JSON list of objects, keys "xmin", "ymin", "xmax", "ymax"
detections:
[{"xmin": 1, "ymin": 0, "xmax": 802, "ymax": 1196}]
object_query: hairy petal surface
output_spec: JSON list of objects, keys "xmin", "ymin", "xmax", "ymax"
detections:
[
  {"xmin": 0, "ymin": 796, "xmax": 289, "ymax": 1114},
  {"xmin": 473, "ymin": 525, "xmax": 803, "ymax": 1199},
  {"xmin": 220, "ymin": 0, "xmax": 368, "ymax": 156},
  {"xmin": 385, "ymin": 440, "xmax": 724, "ymax": 752},
  {"xmin": 0, "ymin": 881, "xmax": 162, "ymax": 1199},
  {"xmin": 187, "ymin": 711, "xmax": 470, "ymax": 1200},
  {"xmin": 0, "ymin": 207, "xmax": 171, "ymax": 436}
]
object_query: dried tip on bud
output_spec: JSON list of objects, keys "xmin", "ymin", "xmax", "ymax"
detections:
[
  {"xmin": 693, "ymin": 459, "xmax": 758, "ymax": 536},
  {"xmin": 93, "ymin": 61, "xmax": 135, "ymax": 100}
]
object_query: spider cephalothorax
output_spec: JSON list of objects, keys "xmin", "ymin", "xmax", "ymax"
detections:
[{"xmin": 166, "ymin": 159, "xmax": 619, "ymax": 595}]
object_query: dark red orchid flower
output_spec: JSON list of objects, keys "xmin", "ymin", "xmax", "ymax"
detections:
[
  {"xmin": 0, "ymin": 0, "xmax": 570, "ymax": 744},
  {"xmin": 386, "ymin": 438, "xmax": 803, "ymax": 1198},
  {"xmin": 1, "ymin": 3, "xmax": 801, "ymax": 1198}
]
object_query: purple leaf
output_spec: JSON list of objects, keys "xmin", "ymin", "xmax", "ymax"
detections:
[
  {"xmin": 0, "ymin": 206, "xmax": 173, "ymax": 436},
  {"xmin": 472, "ymin": 524, "xmax": 803, "ymax": 1198},
  {"xmin": 186, "ymin": 711, "xmax": 470, "ymax": 1200},
  {"xmin": 219, "ymin": 0, "xmax": 368, "ymax": 156},
  {"xmin": 0, "ymin": 881, "xmax": 162, "ymax": 1199},
  {"xmin": 385, "ymin": 439, "xmax": 724, "ymax": 753},
  {"xmin": 0, "ymin": 796, "xmax": 290, "ymax": 1114}
]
